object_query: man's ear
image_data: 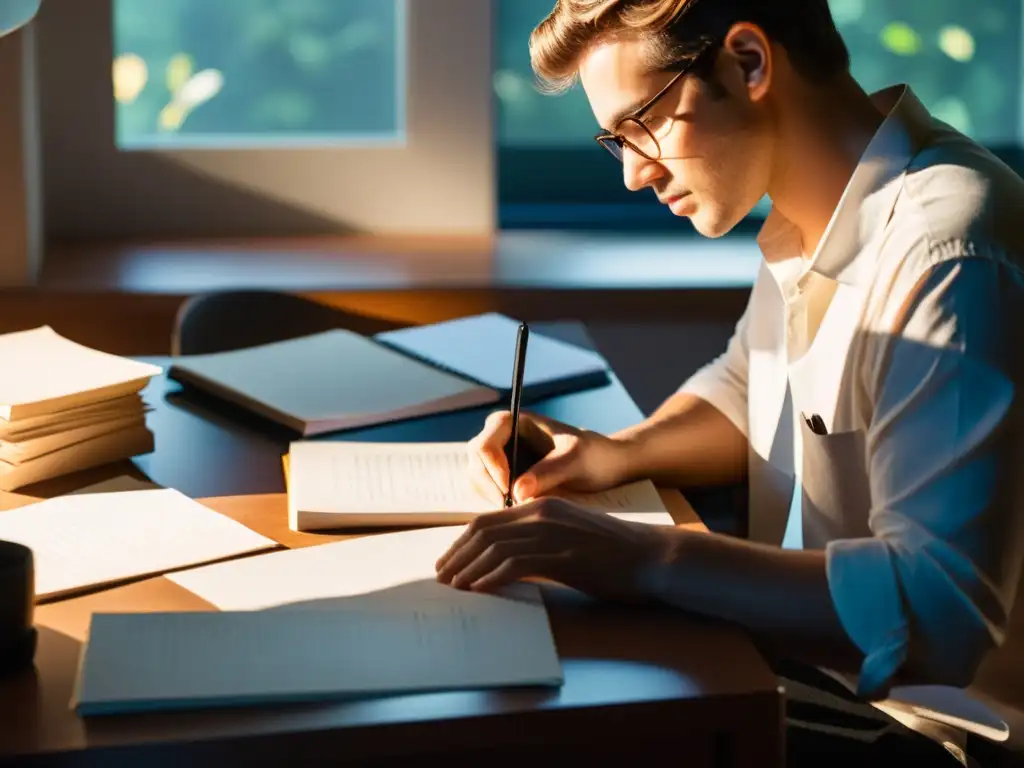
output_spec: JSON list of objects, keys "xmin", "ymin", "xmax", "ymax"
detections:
[{"xmin": 722, "ymin": 23, "xmax": 771, "ymax": 101}]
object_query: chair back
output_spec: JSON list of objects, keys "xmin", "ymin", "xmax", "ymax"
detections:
[{"xmin": 171, "ymin": 290, "xmax": 404, "ymax": 356}]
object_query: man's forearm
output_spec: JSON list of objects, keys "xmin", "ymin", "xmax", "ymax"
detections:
[
  {"xmin": 650, "ymin": 529, "xmax": 865, "ymax": 674},
  {"xmin": 611, "ymin": 392, "xmax": 748, "ymax": 488}
]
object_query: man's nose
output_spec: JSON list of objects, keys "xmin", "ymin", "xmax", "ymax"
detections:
[{"xmin": 622, "ymin": 148, "xmax": 664, "ymax": 192}]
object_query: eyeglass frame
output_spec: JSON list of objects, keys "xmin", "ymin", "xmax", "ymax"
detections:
[{"xmin": 593, "ymin": 37, "xmax": 720, "ymax": 163}]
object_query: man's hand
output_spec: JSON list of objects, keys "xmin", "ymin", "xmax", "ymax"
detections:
[
  {"xmin": 434, "ymin": 497, "xmax": 673, "ymax": 602},
  {"xmin": 468, "ymin": 411, "xmax": 635, "ymax": 505}
]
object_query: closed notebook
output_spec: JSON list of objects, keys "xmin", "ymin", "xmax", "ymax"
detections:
[
  {"xmin": 168, "ymin": 329, "xmax": 500, "ymax": 437},
  {"xmin": 74, "ymin": 598, "xmax": 563, "ymax": 716},
  {"xmin": 285, "ymin": 440, "xmax": 675, "ymax": 531},
  {"xmin": 376, "ymin": 313, "xmax": 609, "ymax": 400}
]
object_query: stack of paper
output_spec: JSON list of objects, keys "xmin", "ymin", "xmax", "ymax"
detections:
[
  {"xmin": 0, "ymin": 327, "xmax": 162, "ymax": 490},
  {"xmin": 74, "ymin": 526, "xmax": 564, "ymax": 715}
]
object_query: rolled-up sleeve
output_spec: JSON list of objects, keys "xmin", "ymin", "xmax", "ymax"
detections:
[
  {"xmin": 677, "ymin": 294, "xmax": 752, "ymax": 438},
  {"xmin": 826, "ymin": 254, "xmax": 1024, "ymax": 699}
]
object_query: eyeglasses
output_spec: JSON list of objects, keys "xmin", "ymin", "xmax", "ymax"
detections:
[{"xmin": 594, "ymin": 38, "xmax": 718, "ymax": 163}]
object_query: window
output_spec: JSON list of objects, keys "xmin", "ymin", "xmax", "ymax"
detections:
[
  {"xmin": 113, "ymin": 0, "xmax": 406, "ymax": 149},
  {"xmin": 495, "ymin": 0, "xmax": 1023, "ymax": 229},
  {"xmin": 36, "ymin": 0, "xmax": 492, "ymax": 240}
]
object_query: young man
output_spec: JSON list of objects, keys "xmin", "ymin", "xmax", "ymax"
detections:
[{"xmin": 435, "ymin": 0, "xmax": 1024, "ymax": 764}]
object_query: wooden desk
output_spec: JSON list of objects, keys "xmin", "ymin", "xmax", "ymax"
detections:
[{"xmin": 0, "ymin": 324, "xmax": 784, "ymax": 766}]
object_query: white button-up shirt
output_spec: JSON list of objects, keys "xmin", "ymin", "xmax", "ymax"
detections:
[{"xmin": 680, "ymin": 84, "xmax": 1024, "ymax": 742}]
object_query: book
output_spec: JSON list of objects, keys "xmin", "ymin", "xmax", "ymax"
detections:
[
  {"xmin": 0, "ymin": 423, "xmax": 155, "ymax": 492},
  {"xmin": 0, "ymin": 488, "xmax": 276, "ymax": 600},
  {"xmin": 167, "ymin": 329, "xmax": 500, "ymax": 437},
  {"xmin": 0, "ymin": 394, "xmax": 147, "ymax": 441},
  {"xmin": 84, "ymin": 526, "xmax": 563, "ymax": 716},
  {"xmin": 0, "ymin": 413, "xmax": 145, "ymax": 464},
  {"xmin": 376, "ymin": 313, "xmax": 609, "ymax": 401},
  {"xmin": 285, "ymin": 440, "xmax": 675, "ymax": 531}
]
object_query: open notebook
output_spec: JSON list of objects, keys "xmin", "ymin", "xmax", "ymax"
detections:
[
  {"xmin": 76, "ymin": 526, "xmax": 564, "ymax": 715},
  {"xmin": 168, "ymin": 329, "xmax": 499, "ymax": 436},
  {"xmin": 286, "ymin": 440, "xmax": 675, "ymax": 531}
]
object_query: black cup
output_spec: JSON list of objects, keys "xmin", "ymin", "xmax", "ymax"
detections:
[{"xmin": 0, "ymin": 541, "xmax": 35, "ymax": 676}]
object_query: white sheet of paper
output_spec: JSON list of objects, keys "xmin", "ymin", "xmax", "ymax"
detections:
[
  {"xmin": 288, "ymin": 440, "xmax": 674, "ymax": 522},
  {"xmin": 0, "ymin": 327, "xmax": 161, "ymax": 417},
  {"xmin": 0, "ymin": 489, "xmax": 276, "ymax": 599},
  {"xmin": 169, "ymin": 525, "xmax": 540, "ymax": 611},
  {"xmin": 75, "ymin": 596, "xmax": 563, "ymax": 715}
]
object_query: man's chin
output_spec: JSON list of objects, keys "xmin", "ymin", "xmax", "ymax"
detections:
[{"xmin": 688, "ymin": 210, "xmax": 735, "ymax": 239}]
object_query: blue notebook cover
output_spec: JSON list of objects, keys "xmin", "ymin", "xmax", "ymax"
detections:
[{"xmin": 376, "ymin": 314, "xmax": 610, "ymax": 401}]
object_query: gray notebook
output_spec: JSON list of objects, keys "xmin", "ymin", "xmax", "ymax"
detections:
[
  {"xmin": 377, "ymin": 313, "xmax": 609, "ymax": 401},
  {"xmin": 74, "ymin": 595, "xmax": 563, "ymax": 715},
  {"xmin": 168, "ymin": 330, "xmax": 500, "ymax": 436}
]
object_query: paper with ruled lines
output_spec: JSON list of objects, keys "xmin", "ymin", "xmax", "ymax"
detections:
[{"xmin": 287, "ymin": 440, "xmax": 673, "ymax": 527}]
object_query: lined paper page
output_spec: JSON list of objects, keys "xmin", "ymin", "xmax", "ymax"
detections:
[
  {"xmin": 169, "ymin": 524, "xmax": 540, "ymax": 611},
  {"xmin": 290, "ymin": 441, "xmax": 491, "ymax": 515},
  {"xmin": 564, "ymin": 480, "xmax": 672, "ymax": 520},
  {"xmin": 0, "ymin": 327, "xmax": 161, "ymax": 418},
  {"xmin": 0, "ymin": 489, "xmax": 275, "ymax": 599},
  {"xmin": 288, "ymin": 440, "xmax": 673, "ymax": 522},
  {"xmin": 75, "ymin": 599, "xmax": 563, "ymax": 715}
]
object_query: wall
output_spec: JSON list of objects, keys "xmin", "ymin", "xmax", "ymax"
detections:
[{"xmin": 0, "ymin": 22, "xmax": 41, "ymax": 285}]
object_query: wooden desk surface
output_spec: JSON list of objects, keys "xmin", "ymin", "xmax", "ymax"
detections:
[{"xmin": 0, "ymin": 323, "xmax": 784, "ymax": 766}]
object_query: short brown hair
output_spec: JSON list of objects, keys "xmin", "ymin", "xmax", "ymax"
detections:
[{"xmin": 529, "ymin": 0, "xmax": 850, "ymax": 94}]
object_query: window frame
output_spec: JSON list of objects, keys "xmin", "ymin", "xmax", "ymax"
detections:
[{"xmin": 33, "ymin": 0, "xmax": 495, "ymax": 241}]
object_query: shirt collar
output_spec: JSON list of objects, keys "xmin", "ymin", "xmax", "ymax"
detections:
[{"xmin": 757, "ymin": 84, "xmax": 934, "ymax": 287}]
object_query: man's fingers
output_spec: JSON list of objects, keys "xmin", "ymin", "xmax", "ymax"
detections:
[
  {"xmin": 469, "ymin": 553, "xmax": 571, "ymax": 593},
  {"xmin": 447, "ymin": 538, "xmax": 541, "ymax": 590},
  {"xmin": 467, "ymin": 451, "xmax": 507, "ymax": 506},
  {"xmin": 472, "ymin": 411, "xmax": 513, "ymax": 493},
  {"xmin": 434, "ymin": 509, "xmax": 532, "ymax": 573},
  {"xmin": 435, "ymin": 517, "xmax": 550, "ymax": 580},
  {"xmin": 514, "ymin": 446, "xmax": 577, "ymax": 501},
  {"xmin": 520, "ymin": 412, "xmax": 568, "ymax": 440}
]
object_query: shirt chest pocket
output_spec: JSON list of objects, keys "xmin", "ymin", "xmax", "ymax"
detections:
[{"xmin": 799, "ymin": 419, "xmax": 873, "ymax": 548}]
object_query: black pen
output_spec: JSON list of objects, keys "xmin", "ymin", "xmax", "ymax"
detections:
[{"xmin": 505, "ymin": 322, "xmax": 529, "ymax": 507}]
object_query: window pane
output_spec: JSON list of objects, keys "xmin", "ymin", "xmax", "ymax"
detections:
[
  {"xmin": 494, "ymin": 0, "xmax": 596, "ymax": 147},
  {"xmin": 113, "ymin": 0, "xmax": 405, "ymax": 149},
  {"xmin": 496, "ymin": 0, "xmax": 1023, "ymax": 217}
]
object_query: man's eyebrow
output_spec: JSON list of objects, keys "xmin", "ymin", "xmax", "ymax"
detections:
[{"xmin": 601, "ymin": 98, "xmax": 649, "ymax": 132}]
